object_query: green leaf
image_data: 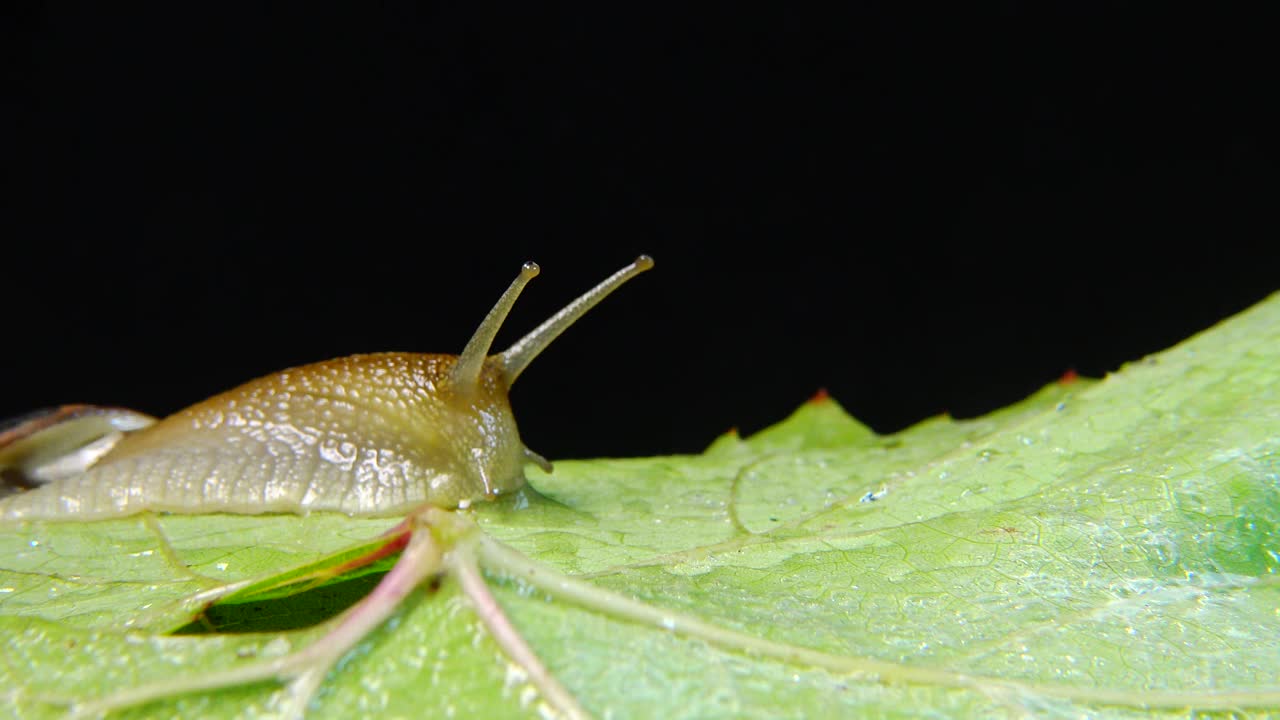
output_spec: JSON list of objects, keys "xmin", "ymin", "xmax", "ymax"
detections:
[{"xmin": 3, "ymin": 292, "xmax": 1280, "ymax": 718}]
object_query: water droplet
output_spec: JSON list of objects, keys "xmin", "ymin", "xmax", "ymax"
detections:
[
  {"xmin": 27, "ymin": 539, "xmax": 40, "ymax": 548},
  {"xmin": 518, "ymin": 685, "xmax": 539, "ymax": 708},
  {"xmin": 215, "ymin": 562, "xmax": 229, "ymax": 571},
  {"xmin": 262, "ymin": 637, "xmax": 291, "ymax": 656}
]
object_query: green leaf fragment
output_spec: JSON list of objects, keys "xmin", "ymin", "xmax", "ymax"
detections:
[{"xmin": 2, "ymin": 291, "xmax": 1279, "ymax": 718}]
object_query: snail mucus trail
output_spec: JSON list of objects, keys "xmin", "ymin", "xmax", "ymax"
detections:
[{"xmin": 1, "ymin": 256, "xmax": 654, "ymax": 720}]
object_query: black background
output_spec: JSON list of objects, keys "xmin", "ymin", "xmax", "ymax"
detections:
[{"xmin": 6, "ymin": 5, "xmax": 1276, "ymax": 460}]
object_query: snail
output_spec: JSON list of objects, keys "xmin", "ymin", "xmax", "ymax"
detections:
[
  {"xmin": 0, "ymin": 255, "xmax": 658, "ymax": 720},
  {"xmin": 0, "ymin": 255, "xmax": 654, "ymax": 521}
]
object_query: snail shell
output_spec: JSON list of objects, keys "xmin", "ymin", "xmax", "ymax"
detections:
[{"xmin": 0, "ymin": 405, "xmax": 155, "ymax": 493}]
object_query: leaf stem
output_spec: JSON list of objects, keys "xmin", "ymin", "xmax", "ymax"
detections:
[
  {"xmin": 451, "ymin": 538, "xmax": 591, "ymax": 720},
  {"xmin": 477, "ymin": 536, "xmax": 1280, "ymax": 711},
  {"xmin": 70, "ymin": 518, "xmax": 444, "ymax": 719}
]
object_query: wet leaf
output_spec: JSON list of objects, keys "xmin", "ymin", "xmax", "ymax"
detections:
[{"xmin": 2, "ymin": 293, "xmax": 1279, "ymax": 718}]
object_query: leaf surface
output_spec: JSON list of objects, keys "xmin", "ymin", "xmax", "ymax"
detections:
[{"xmin": 2, "ymin": 293, "xmax": 1279, "ymax": 718}]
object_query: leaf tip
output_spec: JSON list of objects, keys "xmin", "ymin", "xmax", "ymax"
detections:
[{"xmin": 806, "ymin": 387, "xmax": 831, "ymax": 405}]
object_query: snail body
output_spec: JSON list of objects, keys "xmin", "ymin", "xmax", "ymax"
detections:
[{"xmin": 0, "ymin": 256, "xmax": 653, "ymax": 520}]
